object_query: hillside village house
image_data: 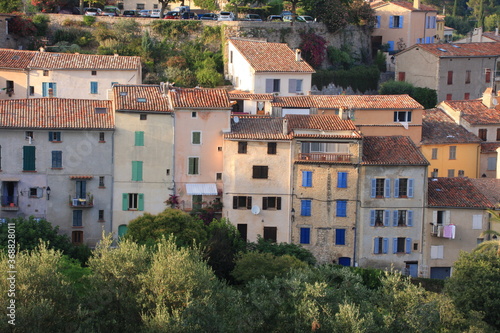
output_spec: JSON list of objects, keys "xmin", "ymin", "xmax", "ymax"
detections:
[
  {"xmin": 395, "ymin": 42, "xmax": 500, "ymax": 102},
  {"xmin": 0, "ymin": 98, "xmax": 114, "ymax": 246},
  {"xmin": 370, "ymin": 0, "xmax": 438, "ymax": 53},
  {"xmin": 424, "ymin": 177, "xmax": 493, "ymax": 279},
  {"xmin": 437, "ymin": 89, "xmax": 500, "ymax": 178},
  {"xmin": 421, "ymin": 108, "xmax": 482, "ymax": 178},
  {"xmin": 358, "ymin": 136, "xmax": 428, "ymax": 276},
  {"xmin": 457, "ymin": 27, "xmax": 500, "ymax": 43},
  {"xmin": 0, "ymin": 49, "xmax": 142, "ymax": 100},
  {"xmin": 111, "ymin": 84, "xmax": 174, "ymax": 237},
  {"xmin": 0, "ymin": 14, "xmax": 17, "ymax": 49}
]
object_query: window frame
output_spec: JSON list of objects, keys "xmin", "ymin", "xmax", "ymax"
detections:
[
  {"xmin": 301, "ymin": 199, "xmax": 312, "ymax": 216},
  {"xmin": 431, "ymin": 148, "xmax": 438, "ymax": 159},
  {"xmin": 267, "ymin": 142, "xmax": 277, "ymax": 154},
  {"xmin": 393, "ymin": 111, "xmax": 412, "ymax": 123},
  {"xmin": 449, "ymin": 146, "xmax": 457, "ymax": 160},
  {"xmin": 262, "ymin": 196, "xmax": 282, "ymax": 210},
  {"xmin": 191, "ymin": 131, "xmax": 201, "ymax": 145},
  {"xmin": 188, "ymin": 157, "xmax": 200, "ymax": 175},
  {"xmin": 238, "ymin": 141, "xmax": 247, "ymax": 154},
  {"xmin": 302, "ymin": 171, "xmax": 313, "ymax": 187},
  {"xmin": 51, "ymin": 150, "xmax": 62, "ymax": 168},
  {"xmin": 233, "ymin": 196, "xmax": 252, "ymax": 209},
  {"xmin": 252, "ymin": 165, "xmax": 269, "ymax": 179},
  {"xmin": 336, "ymin": 200, "xmax": 347, "ymax": 217},
  {"xmin": 300, "ymin": 227, "xmax": 311, "ymax": 244},
  {"xmin": 90, "ymin": 81, "xmax": 98, "ymax": 94}
]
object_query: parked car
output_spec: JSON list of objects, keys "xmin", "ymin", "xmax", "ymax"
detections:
[
  {"xmin": 174, "ymin": 6, "xmax": 190, "ymax": 13},
  {"xmin": 102, "ymin": 6, "xmax": 120, "ymax": 17},
  {"xmin": 181, "ymin": 11, "xmax": 197, "ymax": 19},
  {"xmin": 243, "ymin": 14, "xmax": 262, "ymax": 21},
  {"xmin": 267, "ymin": 15, "xmax": 283, "ymax": 21},
  {"xmin": 84, "ymin": 7, "xmax": 102, "ymax": 16},
  {"xmin": 298, "ymin": 15, "xmax": 315, "ymax": 22},
  {"xmin": 164, "ymin": 11, "xmax": 180, "ymax": 19},
  {"xmin": 282, "ymin": 15, "xmax": 296, "ymax": 22},
  {"xmin": 218, "ymin": 11, "xmax": 235, "ymax": 21},
  {"xmin": 139, "ymin": 9, "xmax": 151, "ymax": 17},
  {"xmin": 150, "ymin": 9, "xmax": 162, "ymax": 18},
  {"xmin": 122, "ymin": 10, "xmax": 139, "ymax": 17},
  {"xmin": 199, "ymin": 13, "xmax": 218, "ymax": 20},
  {"xmin": 281, "ymin": 10, "xmax": 293, "ymax": 17}
]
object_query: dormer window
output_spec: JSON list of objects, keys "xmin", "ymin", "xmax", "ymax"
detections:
[
  {"xmin": 120, "ymin": 91, "xmax": 127, "ymax": 96},
  {"xmin": 94, "ymin": 108, "xmax": 107, "ymax": 114}
]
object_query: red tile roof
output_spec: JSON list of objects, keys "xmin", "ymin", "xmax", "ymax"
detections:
[
  {"xmin": 224, "ymin": 116, "xmax": 292, "ymax": 140},
  {"xmin": 399, "ymin": 42, "xmax": 500, "ymax": 57},
  {"xmin": 441, "ymin": 100, "xmax": 500, "ymax": 125},
  {"xmin": 28, "ymin": 51, "xmax": 141, "ymax": 70},
  {"xmin": 0, "ymin": 49, "xmax": 36, "ymax": 69},
  {"xmin": 168, "ymin": 87, "xmax": 232, "ymax": 109},
  {"xmin": 113, "ymin": 85, "xmax": 171, "ymax": 113},
  {"xmin": 371, "ymin": 0, "xmax": 437, "ymax": 11},
  {"xmin": 428, "ymin": 177, "xmax": 494, "ymax": 208},
  {"xmin": 0, "ymin": 98, "xmax": 114, "ymax": 129},
  {"xmin": 286, "ymin": 114, "xmax": 358, "ymax": 132},
  {"xmin": 272, "ymin": 94, "xmax": 423, "ymax": 109},
  {"xmin": 482, "ymin": 32, "xmax": 500, "ymax": 42},
  {"xmin": 421, "ymin": 108, "xmax": 481, "ymax": 144},
  {"xmin": 229, "ymin": 39, "xmax": 315, "ymax": 73},
  {"xmin": 362, "ymin": 136, "xmax": 429, "ymax": 165},
  {"xmin": 470, "ymin": 178, "xmax": 500, "ymax": 205},
  {"xmin": 228, "ymin": 90, "xmax": 275, "ymax": 101},
  {"xmin": 481, "ymin": 142, "xmax": 500, "ymax": 153}
]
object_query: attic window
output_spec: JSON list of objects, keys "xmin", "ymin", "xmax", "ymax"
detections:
[
  {"xmin": 451, "ymin": 44, "xmax": 460, "ymax": 48},
  {"xmin": 119, "ymin": 91, "xmax": 127, "ymax": 96},
  {"xmin": 437, "ymin": 48, "xmax": 447, "ymax": 52},
  {"xmin": 94, "ymin": 107, "xmax": 107, "ymax": 114},
  {"xmin": 137, "ymin": 98, "xmax": 147, "ymax": 102}
]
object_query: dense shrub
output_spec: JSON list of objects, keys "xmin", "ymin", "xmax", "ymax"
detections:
[
  {"xmin": 379, "ymin": 80, "xmax": 437, "ymax": 109},
  {"xmin": 53, "ymin": 27, "xmax": 93, "ymax": 46},
  {"xmin": 313, "ymin": 65, "xmax": 380, "ymax": 93}
]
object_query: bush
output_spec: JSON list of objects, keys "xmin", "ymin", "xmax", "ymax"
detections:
[
  {"xmin": 53, "ymin": 28, "xmax": 93, "ymax": 46},
  {"xmin": 246, "ymin": 237, "xmax": 317, "ymax": 266},
  {"xmin": 379, "ymin": 80, "xmax": 437, "ymax": 109},
  {"xmin": 313, "ymin": 65, "xmax": 380, "ymax": 93},
  {"xmin": 83, "ymin": 15, "xmax": 96, "ymax": 26},
  {"xmin": 32, "ymin": 14, "xmax": 50, "ymax": 36}
]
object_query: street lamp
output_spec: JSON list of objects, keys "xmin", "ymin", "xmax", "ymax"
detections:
[{"xmin": 46, "ymin": 186, "xmax": 51, "ymax": 200}]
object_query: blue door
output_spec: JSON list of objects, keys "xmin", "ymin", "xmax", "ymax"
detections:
[
  {"xmin": 430, "ymin": 267, "xmax": 451, "ymax": 279},
  {"xmin": 407, "ymin": 264, "xmax": 418, "ymax": 277},
  {"xmin": 338, "ymin": 257, "xmax": 351, "ymax": 266}
]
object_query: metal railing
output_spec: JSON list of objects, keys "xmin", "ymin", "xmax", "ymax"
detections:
[{"xmin": 297, "ymin": 153, "xmax": 352, "ymax": 162}]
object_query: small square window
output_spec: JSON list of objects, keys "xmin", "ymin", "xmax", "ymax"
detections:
[
  {"xmin": 91, "ymin": 70, "xmax": 97, "ymax": 76},
  {"xmin": 238, "ymin": 142, "xmax": 247, "ymax": 154},
  {"xmin": 29, "ymin": 86, "xmax": 34, "ymax": 96},
  {"xmin": 26, "ymin": 131, "xmax": 34, "ymax": 139},
  {"xmin": 192, "ymin": 111, "xmax": 197, "ymax": 118},
  {"xmin": 99, "ymin": 132, "xmax": 105, "ymax": 142},
  {"xmin": 29, "ymin": 188, "xmax": 38, "ymax": 197},
  {"xmin": 267, "ymin": 142, "xmax": 277, "ymax": 154},
  {"xmin": 216, "ymin": 172, "xmax": 222, "ymax": 180},
  {"xmin": 218, "ymin": 146, "xmax": 222, "ymax": 151},
  {"xmin": 43, "ymin": 70, "xmax": 49, "ymax": 76},
  {"xmin": 140, "ymin": 114, "xmax": 147, "ymax": 120},
  {"xmin": 252, "ymin": 165, "xmax": 268, "ymax": 179}
]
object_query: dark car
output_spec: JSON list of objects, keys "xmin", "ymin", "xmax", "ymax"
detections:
[
  {"xmin": 199, "ymin": 13, "xmax": 218, "ymax": 20},
  {"xmin": 244, "ymin": 14, "xmax": 262, "ymax": 21},
  {"xmin": 267, "ymin": 15, "xmax": 283, "ymax": 21},
  {"xmin": 181, "ymin": 11, "xmax": 197, "ymax": 19},
  {"xmin": 123, "ymin": 10, "xmax": 139, "ymax": 17}
]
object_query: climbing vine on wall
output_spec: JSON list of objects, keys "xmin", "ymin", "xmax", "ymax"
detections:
[{"xmin": 298, "ymin": 32, "xmax": 327, "ymax": 69}]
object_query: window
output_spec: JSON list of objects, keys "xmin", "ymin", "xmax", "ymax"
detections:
[
  {"xmin": 192, "ymin": 195, "xmax": 202, "ymax": 210},
  {"xmin": 374, "ymin": 237, "xmax": 388, "ymax": 254},
  {"xmin": 98, "ymin": 210, "xmax": 104, "ymax": 221},
  {"xmin": 485, "ymin": 69, "xmax": 491, "ymax": 83},
  {"xmin": 237, "ymin": 224, "xmax": 248, "ymax": 241},
  {"xmin": 449, "ymin": 146, "xmax": 456, "ymax": 160},
  {"xmin": 431, "ymin": 148, "xmax": 438, "ymax": 159},
  {"xmin": 465, "ymin": 70, "xmax": 471, "ymax": 84},
  {"xmin": 122, "ymin": 193, "xmax": 144, "ymax": 211},
  {"xmin": 387, "ymin": 41, "xmax": 395, "ymax": 51},
  {"xmin": 390, "ymin": 15, "xmax": 403, "ymax": 28},
  {"xmin": 394, "ymin": 111, "xmax": 412, "ymax": 122},
  {"xmin": 487, "ymin": 157, "xmax": 497, "ymax": 170},
  {"xmin": 72, "ymin": 231, "xmax": 83, "ymax": 245},
  {"xmin": 29, "ymin": 187, "xmax": 42, "ymax": 197},
  {"xmin": 230, "ymin": 50, "xmax": 233, "ymax": 63},
  {"xmin": 6, "ymin": 80, "xmax": 13, "ymax": 95},
  {"xmin": 137, "ymin": 98, "xmax": 147, "ymax": 103},
  {"xmin": 300, "ymin": 227, "xmax": 311, "ymax": 244},
  {"xmin": 265, "ymin": 79, "xmax": 280, "ymax": 93},
  {"xmin": 90, "ymin": 82, "xmax": 98, "ymax": 94},
  {"xmin": 376, "ymin": 15, "xmax": 381, "ymax": 28},
  {"xmin": 99, "ymin": 176, "xmax": 105, "ymax": 187},
  {"xmin": 337, "ymin": 172, "xmax": 347, "ymax": 188},
  {"xmin": 447, "ymin": 169, "xmax": 455, "ymax": 177},
  {"xmin": 135, "ymin": 131, "xmax": 145, "ymax": 146},
  {"xmin": 393, "ymin": 237, "xmax": 411, "ymax": 253},
  {"xmin": 99, "ymin": 132, "xmax": 105, "ymax": 142},
  {"xmin": 302, "ymin": 171, "xmax": 313, "ymax": 187},
  {"xmin": 393, "ymin": 210, "xmax": 413, "ymax": 227},
  {"xmin": 73, "ymin": 210, "xmax": 83, "ymax": 227},
  {"xmin": 192, "ymin": 131, "xmax": 201, "ymax": 145},
  {"xmin": 51, "ymin": 151, "xmax": 62, "ymax": 168},
  {"xmin": 91, "ymin": 70, "xmax": 97, "ymax": 76},
  {"xmin": 370, "ymin": 210, "xmax": 389, "ymax": 227},
  {"xmin": 43, "ymin": 70, "xmax": 49, "ymax": 76},
  {"xmin": 398, "ymin": 72, "xmax": 405, "ymax": 81},
  {"xmin": 395, "ymin": 178, "xmax": 413, "ymax": 198},
  {"xmin": 335, "ymin": 229, "xmax": 346, "ymax": 245},
  {"xmin": 497, "ymin": 129, "xmax": 500, "ymax": 141},
  {"xmin": 458, "ymin": 170, "xmax": 464, "ymax": 177},
  {"xmin": 252, "ymin": 166, "xmax": 269, "ymax": 179},
  {"xmin": 267, "ymin": 142, "xmax": 277, "ymax": 154},
  {"xmin": 29, "ymin": 86, "xmax": 34, "ymax": 96},
  {"xmin": 232, "ymin": 196, "xmax": 252, "ymax": 209},
  {"xmin": 75, "ymin": 181, "xmax": 86, "ymax": 199},
  {"xmin": 371, "ymin": 178, "xmax": 390, "ymax": 198},
  {"xmin": 262, "ymin": 197, "xmax": 281, "ymax": 210},
  {"xmin": 446, "ymin": 94, "xmax": 452, "ymax": 101},
  {"xmin": 136, "ymin": 3, "xmax": 145, "ymax": 9},
  {"xmin": 301, "ymin": 199, "xmax": 312, "ymax": 216},
  {"xmin": 140, "ymin": 114, "xmax": 147, "ymax": 120},
  {"xmin": 218, "ymin": 146, "xmax": 222, "ymax": 151},
  {"xmin": 23, "ymin": 146, "xmax": 36, "ymax": 171},
  {"xmin": 464, "ymin": 93, "xmax": 470, "ymax": 100},
  {"xmin": 478, "ymin": 129, "xmax": 487, "ymax": 141},
  {"xmin": 42, "ymin": 82, "xmax": 56, "ymax": 97},
  {"xmin": 336, "ymin": 200, "xmax": 347, "ymax": 217},
  {"xmin": 288, "ymin": 79, "xmax": 303, "ymax": 93},
  {"xmin": 216, "ymin": 172, "xmax": 222, "ymax": 180},
  {"xmin": 238, "ymin": 141, "xmax": 247, "ymax": 154},
  {"xmin": 430, "ymin": 245, "xmax": 444, "ymax": 259},
  {"xmin": 132, "ymin": 161, "xmax": 143, "ymax": 181},
  {"xmin": 263, "ymin": 227, "xmax": 277, "ymax": 243},
  {"xmin": 472, "ymin": 215, "xmax": 482, "ymax": 229},
  {"xmin": 188, "ymin": 157, "xmax": 199, "ymax": 175},
  {"xmin": 301, "ymin": 142, "xmax": 349, "ymax": 153},
  {"xmin": 447, "ymin": 71, "xmax": 453, "ymax": 85},
  {"xmin": 191, "ymin": 111, "xmax": 197, "ymax": 118},
  {"xmin": 48, "ymin": 131, "xmax": 61, "ymax": 142}
]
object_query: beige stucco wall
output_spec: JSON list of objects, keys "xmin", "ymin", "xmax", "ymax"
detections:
[
  {"xmin": 223, "ymin": 139, "xmax": 293, "ymax": 243},
  {"xmin": 420, "ymin": 143, "xmax": 480, "ymax": 178},
  {"xmin": 0, "ymin": 69, "xmax": 28, "ymax": 100},
  {"xmin": 112, "ymin": 111, "xmax": 174, "ymax": 235},
  {"xmin": 396, "ymin": 47, "xmax": 439, "ymax": 90}
]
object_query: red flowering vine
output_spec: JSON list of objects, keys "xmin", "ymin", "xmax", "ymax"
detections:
[{"xmin": 299, "ymin": 32, "xmax": 327, "ymax": 69}]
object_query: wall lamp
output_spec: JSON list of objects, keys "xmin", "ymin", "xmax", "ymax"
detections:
[{"xmin": 46, "ymin": 186, "xmax": 51, "ymax": 200}]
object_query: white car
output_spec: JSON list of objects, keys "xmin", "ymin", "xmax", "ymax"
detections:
[
  {"xmin": 85, "ymin": 8, "xmax": 102, "ymax": 16},
  {"xmin": 218, "ymin": 11, "xmax": 235, "ymax": 21},
  {"xmin": 150, "ymin": 9, "xmax": 162, "ymax": 18}
]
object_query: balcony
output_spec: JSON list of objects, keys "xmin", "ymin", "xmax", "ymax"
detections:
[
  {"xmin": 69, "ymin": 196, "xmax": 93, "ymax": 208},
  {"xmin": 1, "ymin": 196, "xmax": 19, "ymax": 211},
  {"xmin": 297, "ymin": 153, "xmax": 352, "ymax": 163}
]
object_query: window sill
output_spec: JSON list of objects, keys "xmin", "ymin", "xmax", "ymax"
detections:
[
  {"xmin": 50, "ymin": 141, "xmax": 62, "ymax": 143},
  {"xmin": 23, "ymin": 170, "xmax": 37, "ymax": 173},
  {"xmin": 51, "ymin": 167, "xmax": 63, "ymax": 170},
  {"xmin": 98, "ymin": 141, "xmax": 106, "ymax": 143},
  {"xmin": 98, "ymin": 186, "xmax": 106, "ymax": 189},
  {"xmin": 97, "ymin": 219, "xmax": 105, "ymax": 223},
  {"xmin": 72, "ymin": 226, "xmax": 83, "ymax": 228}
]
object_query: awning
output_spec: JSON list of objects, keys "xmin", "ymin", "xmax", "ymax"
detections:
[
  {"xmin": 0, "ymin": 178, "xmax": 20, "ymax": 182},
  {"xmin": 186, "ymin": 183, "xmax": 218, "ymax": 195},
  {"xmin": 69, "ymin": 175, "xmax": 94, "ymax": 179}
]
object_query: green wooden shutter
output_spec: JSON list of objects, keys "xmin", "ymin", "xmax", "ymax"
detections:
[
  {"xmin": 135, "ymin": 131, "xmax": 144, "ymax": 146},
  {"xmin": 23, "ymin": 146, "xmax": 36, "ymax": 171},
  {"xmin": 132, "ymin": 161, "xmax": 143, "ymax": 181},
  {"xmin": 122, "ymin": 193, "xmax": 128, "ymax": 211},
  {"xmin": 138, "ymin": 193, "xmax": 144, "ymax": 211}
]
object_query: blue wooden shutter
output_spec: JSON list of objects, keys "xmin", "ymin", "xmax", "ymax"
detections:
[
  {"xmin": 407, "ymin": 210, "xmax": 413, "ymax": 226},
  {"xmin": 432, "ymin": 16, "xmax": 436, "ymax": 28},
  {"xmin": 288, "ymin": 79, "xmax": 296, "ymax": 93},
  {"xmin": 388, "ymin": 41, "xmax": 395, "ymax": 51},
  {"xmin": 337, "ymin": 172, "xmax": 347, "ymax": 188},
  {"xmin": 374, "ymin": 238, "xmax": 379, "ymax": 254},
  {"xmin": 406, "ymin": 238, "xmax": 412, "ymax": 254},
  {"xmin": 52, "ymin": 151, "xmax": 62, "ymax": 168},
  {"xmin": 23, "ymin": 146, "xmax": 36, "ymax": 171},
  {"xmin": 122, "ymin": 193, "xmax": 128, "ymax": 210},
  {"xmin": 425, "ymin": 37, "xmax": 430, "ymax": 44},
  {"xmin": 394, "ymin": 179, "xmax": 400, "ymax": 198},
  {"xmin": 138, "ymin": 193, "xmax": 144, "ymax": 211},
  {"xmin": 42, "ymin": 82, "xmax": 48, "ymax": 97},
  {"xmin": 383, "ymin": 238, "xmax": 389, "ymax": 253},
  {"xmin": 48, "ymin": 132, "xmax": 53, "ymax": 141},
  {"xmin": 370, "ymin": 210, "xmax": 376, "ymax": 226},
  {"xmin": 389, "ymin": 15, "xmax": 394, "ymax": 28},
  {"xmin": 376, "ymin": 16, "xmax": 381, "ymax": 28},
  {"xmin": 384, "ymin": 179, "xmax": 391, "ymax": 198},
  {"xmin": 301, "ymin": 200, "xmax": 311, "ymax": 216},
  {"xmin": 399, "ymin": 16, "xmax": 404, "ymax": 28},
  {"xmin": 300, "ymin": 228, "xmax": 310, "ymax": 244},
  {"xmin": 90, "ymin": 81, "xmax": 98, "ymax": 94},
  {"xmin": 370, "ymin": 179, "xmax": 376, "ymax": 198},
  {"xmin": 335, "ymin": 229, "xmax": 345, "ymax": 245},
  {"xmin": 408, "ymin": 179, "xmax": 414, "ymax": 198},
  {"xmin": 384, "ymin": 210, "xmax": 391, "ymax": 226},
  {"xmin": 302, "ymin": 171, "xmax": 312, "ymax": 187},
  {"xmin": 336, "ymin": 200, "xmax": 347, "ymax": 217},
  {"xmin": 393, "ymin": 210, "xmax": 398, "ymax": 226},
  {"xmin": 265, "ymin": 79, "xmax": 273, "ymax": 93},
  {"xmin": 393, "ymin": 238, "xmax": 398, "ymax": 253}
]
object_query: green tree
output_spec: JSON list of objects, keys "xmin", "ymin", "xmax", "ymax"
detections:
[
  {"xmin": 485, "ymin": 13, "xmax": 500, "ymax": 30},
  {"xmin": 379, "ymin": 80, "xmax": 437, "ymax": 109},
  {"xmin": 0, "ymin": 0, "xmax": 22, "ymax": 13},
  {"xmin": 193, "ymin": 0, "xmax": 219, "ymax": 11},
  {"xmin": 445, "ymin": 251, "xmax": 500, "ymax": 330},
  {"xmin": 475, "ymin": 209, "xmax": 500, "ymax": 256},
  {"xmin": 247, "ymin": 237, "xmax": 317, "ymax": 266}
]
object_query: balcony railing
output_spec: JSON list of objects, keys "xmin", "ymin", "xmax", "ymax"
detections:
[
  {"xmin": 69, "ymin": 197, "xmax": 93, "ymax": 208},
  {"xmin": 297, "ymin": 153, "xmax": 352, "ymax": 162},
  {"xmin": 1, "ymin": 196, "xmax": 19, "ymax": 211}
]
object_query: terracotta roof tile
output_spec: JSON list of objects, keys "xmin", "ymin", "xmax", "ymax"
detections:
[
  {"xmin": 113, "ymin": 84, "xmax": 171, "ymax": 113},
  {"xmin": 470, "ymin": 178, "xmax": 500, "ymax": 205},
  {"xmin": 228, "ymin": 90, "xmax": 274, "ymax": 100},
  {"xmin": 0, "ymin": 49, "xmax": 36, "ymax": 69},
  {"xmin": 481, "ymin": 142, "xmax": 500, "ymax": 153},
  {"xmin": 272, "ymin": 94, "xmax": 423, "ymax": 109},
  {"xmin": 399, "ymin": 42, "xmax": 500, "ymax": 57},
  {"xmin": 168, "ymin": 87, "xmax": 232, "ymax": 109},
  {"xmin": 229, "ymin": 39, "xmax": 315, "ymax": 73},
  {"xmin": 286, "ymin": 114, "xmax": 358, "ymax": 132},
  {"xmin": 441, "ymin": 100, "xmax": 500, "ymax": 125},
  {"xmin": 371, "ymin": 0, "xmax": 437, "ymax": 11},
  {"xmin": 224, "ymin": 116, "xmax": 292, "ymax": 140},
  {"xmin": 428, "ymin": 177, "xmax": 494, "ymax": 208},
  {"xmin": 0, "ymin": 98, "xmax": 113, "ymax": 129},
  {"xmin": 421, "ymin": 108, "xmax": 481, "ymax": 144},
  {"xmin": 28, "ymin": 51, "xmax": 141, "ymax": 70},
  {"xmin": 362, "ymin": 136, "xmax": 429, "ymax": 165}
]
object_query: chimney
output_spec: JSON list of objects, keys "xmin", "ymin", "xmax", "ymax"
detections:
[
  {"xmin": 482, "ymin": 87, "xmax": 494, "ymax": 108},
  {"xmin": 114, "ymin": 53, "xmax": 119, "ymax": 57},
  {"xmin": 496, "ymin": 28, "xmax": 499, "ymax": 36},
  {"xmin": 413, "ymin": 0, "xmax": 420, "ymax": 9},
  {"xmin": 295, "ymin": 49, "xmax": 302, "ymax": 62},
  {"xmin": 283, "ymin": 118, "xmax": 288, "ymax": 135},
  {"xmin": 39, "ymin": 47, "xmax": 45, "ymax": 52}
]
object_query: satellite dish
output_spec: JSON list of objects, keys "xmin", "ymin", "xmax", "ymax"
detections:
[
  {"xmin": 492, "ymin": 98, "xmax": 498, "ymax": 106},
  {"xmin": 234, "ymin": 116, "xmax": 239, "ymax": 123},
  {"xmin": 251, "ymin": 205, "xmax": 260, "ymax": 215}
]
